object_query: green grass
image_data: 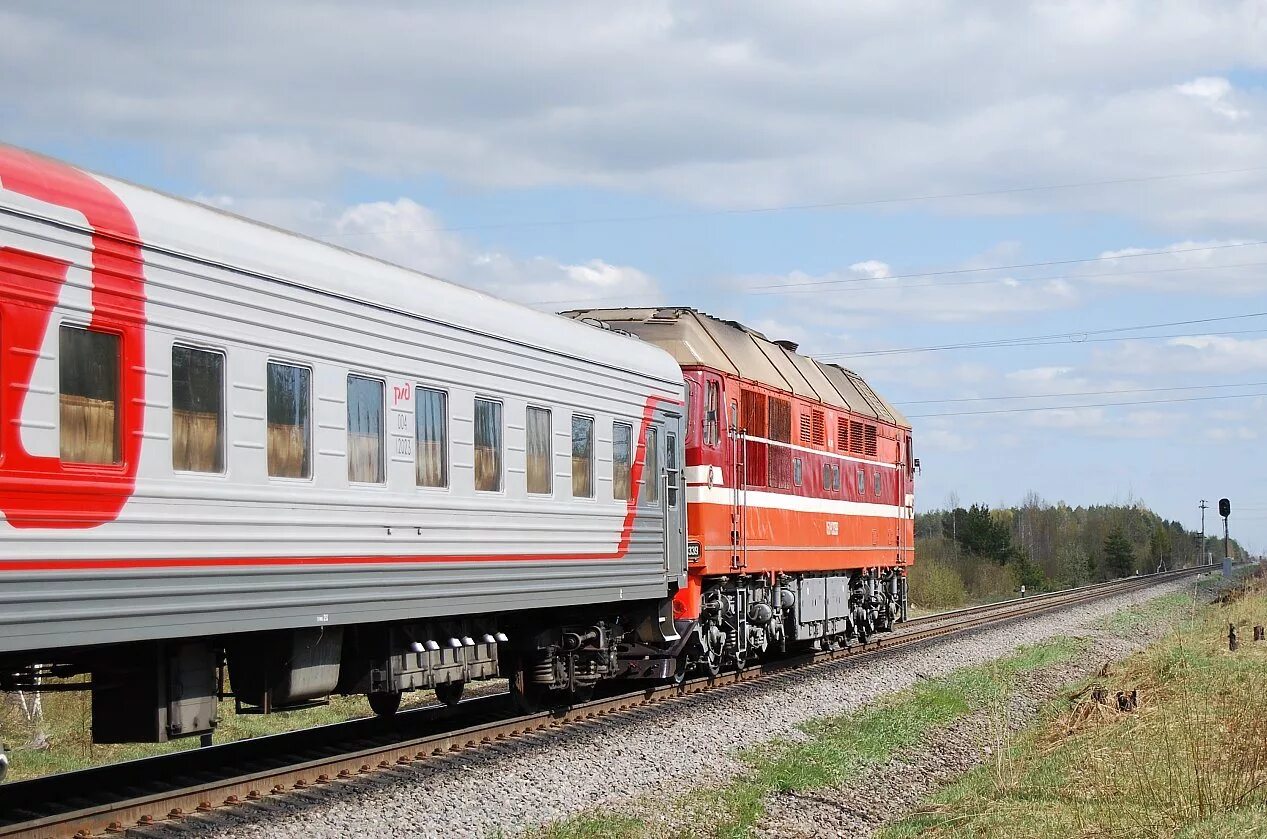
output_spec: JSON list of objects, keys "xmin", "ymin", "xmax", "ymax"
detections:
[
  {"xmin": 880, "ymin": 574, "xmax": 1267, "ymax": 839},
  {"xmin": 535, "ymin": 636, "xmax": 1086, "ymax": 839},
  {"xmin": 1091, "ymin": 590, "xmax": 1195, "ymax": 633},
  {"xmin": 536, "ymin": 813, "xmax": 647, "ymax": 839}
]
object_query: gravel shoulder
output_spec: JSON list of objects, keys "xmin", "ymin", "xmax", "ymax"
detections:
[{"xmin": 176, "ymin": 578, "xmax": 1205, "ymax": 839}]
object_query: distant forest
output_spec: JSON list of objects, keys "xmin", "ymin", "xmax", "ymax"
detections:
[{"xmin": 908, "ymin": 495, "xmax": 1250, "ymax": 609}]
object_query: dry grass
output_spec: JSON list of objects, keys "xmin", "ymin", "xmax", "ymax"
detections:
[{"xmin": 883, "ymin": 572, "xmax": 1267, "ymax": 839}]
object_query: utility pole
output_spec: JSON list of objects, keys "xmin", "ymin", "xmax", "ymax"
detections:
[{"xmin": 1199, "ymin": 499, "xmax": 1207, "ymax": 565}]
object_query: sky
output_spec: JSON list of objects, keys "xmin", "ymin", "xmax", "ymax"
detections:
[{"xmin": 3, "ymin": 1, "xmax": 1266, "ymax": 551}]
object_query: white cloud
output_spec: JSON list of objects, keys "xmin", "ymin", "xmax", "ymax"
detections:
[
  {"xmin": 4, "ymin": 3, "xmax": 1267, "ymax": 228},
  {"xmin": 1006, "ymin": 366, "xmax": 1076, "ymax": 384},
  {"xmin": 327, "ymin": 198, "xmax": 661, "ymax": 309},
  {"xmin": 1175, "ymin": 76, "xmax": 1249, "ymax": 121},
  {"xmin": 1098, "ymin": 335, "xmax": 1267, "ymax": 376},
  {"xmin": 1090, "ymin": 239, "xmax": 1267, "ymax": 295}
]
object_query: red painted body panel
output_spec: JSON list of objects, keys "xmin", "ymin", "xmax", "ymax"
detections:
[
  {"xmin": 675, "ymin": 366, "xmax": 914, "ymax": 620},
  {"xmin": 0, "ymin": 146, "xmax": 147, "ymax": 528}
]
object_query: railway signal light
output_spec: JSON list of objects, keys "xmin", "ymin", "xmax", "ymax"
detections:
[{"xmin": 1219, "ymin": 498, "xmax": 1231, "ymax": 517}]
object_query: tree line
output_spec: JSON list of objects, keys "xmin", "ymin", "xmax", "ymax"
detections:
[{"xmin": 907, "ymin": 494, "xmax": 1249, "ymax": 609}]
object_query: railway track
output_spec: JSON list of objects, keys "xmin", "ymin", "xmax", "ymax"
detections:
[{"xmin": 0, "ymin": 566, "xmax": 1212, "ymax": 839}]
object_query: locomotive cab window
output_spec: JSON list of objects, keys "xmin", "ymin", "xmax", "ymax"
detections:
[
  {"xmin": 571, "ymin": 414, "xmax": 594, "ymax": 498},
  {"xmin": 703, "ymin": 380, "xmax": 720, "ymax": 447},
  {"xmin": 474, "ymin": 397, "xmax": 503, "ymax": 492},
  {"xmin": 793, "ymin": 457, "xmax": 803, "ymax": 487},
  {"xmin": 831, "ymin": 464, "xmax": 841, "ymax": 491},
  {"xmin": 644, "ymin": 426, "xmax": 659, "ymax": 504},
  {"xmin": 613, "ymin": 421, "xmax": 632, "ymax": 501},
  {"xmin": 415, "ymin": 386, "xmax": 448, "ymax": 488},
  {"xmin": 59, "ymin": 325, "xmax": 120, "ymax": 464},
  {"xmin": 267, "ymin": 361, "xmax": 312, "ymax": 479},
  {"xmin": 172, "ymin": 344, "xmax": 224, "ymax": 473},
  {"xmin": 347, "ymin": 375, "xmax": 385, "ymax": 484},
  {"xmin": 856, "ymin": 468, "xmax": 866, "ymax": 495},
  {"xmin": 874, "ymin": 472, "xmax": 883, "ymax": 497},
  {"xmin": 527, "ymin": 406, "xmax": 552, "ymax": 495}
]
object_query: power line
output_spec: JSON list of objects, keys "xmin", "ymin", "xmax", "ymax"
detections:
[
  {"xmin": 529, "ymin": 242, "xmax": 1267, "ymax": 307},
  {"xmin": 894, "ymin": 380, "xmax": 1267, "ymax": 406},
  {"xmin": 906, "ymin": 390, "xmax": 1267, "ymax": 418},
  {"xmin": 324, "ymin": 165, "xmax": 1267, "ymax": 237},
  {"xmin": 747, "ymin": 240, "xmax": 1267, "ymax": 293},
  {"xmin": 818, "ymin": 310, "xmax": 1267, "ymax": 359}
]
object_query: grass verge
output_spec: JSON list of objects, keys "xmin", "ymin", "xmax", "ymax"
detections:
[{"xmin": 882, "ymin": 573, "xmax": 1267, "ymax": 839}]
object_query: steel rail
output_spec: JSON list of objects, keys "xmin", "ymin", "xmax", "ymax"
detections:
[{"xmin": 0, "ymin": 565, "xmax": 1212, "ymax": 839}]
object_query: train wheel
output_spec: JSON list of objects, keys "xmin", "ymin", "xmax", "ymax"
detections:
[
  {"xmin": 434, "ymin": 681, "xmax": 464, "ymax": 706},
  {"xmin": 510, "ymin": 657, "xmax": 550, "ymax": 714},
  {"xmin": 368, "ymin": 691, "xmax": 402, "ymax": 718},
  {"xmin": 672, "ymin": 654, "xmax": 691, "ymax": 687},
  {"xmin": 700, "ymin": 621, "xmax": 725, "ymax": 678}
]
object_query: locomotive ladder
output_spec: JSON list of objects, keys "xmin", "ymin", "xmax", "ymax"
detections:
[{"xmin": 731, "ymin": 426, "xmax": 748, "ymax": 571}]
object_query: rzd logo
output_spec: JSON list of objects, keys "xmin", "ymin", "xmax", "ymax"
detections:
[{"xmin": 0, "ymin": 147, "xmax": 146, "ymax": 528}]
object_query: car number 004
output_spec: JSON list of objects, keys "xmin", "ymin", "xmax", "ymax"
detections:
[{"xmin": 825, "ymin": 521, "xmax": 839, "ymax": 536}]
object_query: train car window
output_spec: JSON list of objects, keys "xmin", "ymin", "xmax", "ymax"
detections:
[
  {"xmin": 857, "ymin": 468, "xmax": 866, "ymax": 495},
  {"xmin": 874, "ymin": 472, "xmax": 883, "ymax": 497},
  {"xmin": 266, "ymin": 361, "xmax": 312, "ymax": 479},
  {"xmin": 644, "ymin": 426, "xmax": 659, "ymax": 504},
  {"xmin": 415, "ymin": 387, "xmax": 448, "ymax": 488},
  {"xmin": 613, "ymin": 421, "xmax": 632, "ymax": 500},
  {"xmin": 347, "ymin": 375, "xmax": 385, "ymax": 484},
  {"xmin": 571, "ymin": 414, "xmax": 594, "ymax": 498},
  {"xmin": 832, "ymin": 464, "xmax": 841, "ymax": 491},
  {"xmin": 473, "ymin": 397, "xmax": 503, "ymax": 492},
  {"xmin": 704, "ymin": 381, "xmax": 720, "ymax": 447},
  {"xmin": 171, "ymin": 345, "xmax": 224, "ymax": 473},
  {"xmin": 59, "ymin": 325, "xmax": 120, "ymax": 464},
  {"xmin": 666, "ymin": 431, "xmax": 679, "ymax": 508},
  {"xmin": 526, "ymin": 406, "xmax": 552, "ymax": 495},
  {"xmin": 793, "ymin": 458, "xmax": 803, "ymax": 487},
  {"xmin": 821, "ymin": 462, "xmax": 831, "ymax": 490}
]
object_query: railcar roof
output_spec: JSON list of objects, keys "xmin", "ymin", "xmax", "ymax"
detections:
[
  {"xmin": 0, "ymin": 144, "xmax": 682, "ymax": 387},
  {"xmin": 560, "ymin": 307, "xmax": 910, "ymax": 428}
]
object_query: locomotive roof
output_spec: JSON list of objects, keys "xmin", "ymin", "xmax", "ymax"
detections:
[
  {"xmin": 560, "ymin": 308, "xmax": 909, "ymax": 428},
  {"xmin": 0, "ymin": 144, "xmax": 682, "ymax": 388}
]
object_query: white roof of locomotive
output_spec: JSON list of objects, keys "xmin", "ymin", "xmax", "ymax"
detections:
[{"xmin": 1, "ymin": 144, "xmax": 682, "ymax": 387}]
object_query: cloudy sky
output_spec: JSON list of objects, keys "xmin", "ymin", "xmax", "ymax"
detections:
[{"xmin": 4, "ymin": 1, "xmax": 1266, "ymax": 551}]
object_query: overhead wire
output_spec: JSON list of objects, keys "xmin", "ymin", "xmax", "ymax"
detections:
[
  {"xmin": 528, "ymin": 241, "xmax": 1267, "ymax": 307},
  {"xmin": 323, "ymin": 164, "xmax": 1267, "ymax": 237},
  {"xmin": 816, "ymin": 310, "xmax": 1267, "ymax": 359},
  {"xmin": 905, "ymin": 390, "xmax": 1267, "ymax": 418},
  {"xmin": 894, "ymin": 380, "xmax": 1267, "ymax": 406}
]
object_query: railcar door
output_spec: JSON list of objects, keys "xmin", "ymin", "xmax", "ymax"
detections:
[
  {"xmin": 647, "ymin": 410, "xmax": 686, "ymax": 579},
  {"xmin": 663, "ymin": 419, "xmax": 685, "ymax": 578}
]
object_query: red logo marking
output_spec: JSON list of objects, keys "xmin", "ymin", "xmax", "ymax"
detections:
[{"xmin": 0, "ymin": 147, "xmax": 146, "ymax": 528}]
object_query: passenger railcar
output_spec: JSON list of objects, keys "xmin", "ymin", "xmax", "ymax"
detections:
[{"xmin": 0, "ymin": 145, "xmax": 686, "ymax": 741}]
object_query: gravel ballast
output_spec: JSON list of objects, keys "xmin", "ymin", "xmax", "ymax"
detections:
[{"xmin": 182, "ymin": 578, "xmax": 1202, "ymax": 839}]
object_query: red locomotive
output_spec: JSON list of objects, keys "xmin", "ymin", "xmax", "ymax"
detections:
[{"xmin": 564, "ymin": 309, "xmax": 914, "ymax": 676}]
